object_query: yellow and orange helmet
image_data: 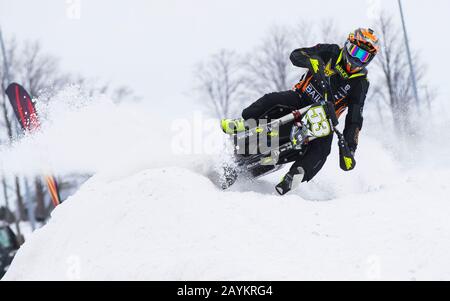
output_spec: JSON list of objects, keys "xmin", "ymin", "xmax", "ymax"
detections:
[{"xmin": 343, "ymin": 28, "xmax": 380, "ymax": 73}]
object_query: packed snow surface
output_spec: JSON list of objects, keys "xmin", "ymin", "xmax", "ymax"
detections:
[{"xmin": 2, "ymin": 87, "xmax": 450, "ymax": 280}]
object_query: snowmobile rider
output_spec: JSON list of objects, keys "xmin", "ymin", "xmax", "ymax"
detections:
[{"xmin": 221, "ymin": 28, "xmax": 380, "ymax": 195}]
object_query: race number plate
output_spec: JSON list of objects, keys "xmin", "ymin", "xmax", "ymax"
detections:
[{"xmin": 305, "ymin": 106, "xmax": 331, "ymax": 138}]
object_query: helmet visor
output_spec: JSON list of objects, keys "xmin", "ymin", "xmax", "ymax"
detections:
[{"xmin": 346, "ymin": 43, "xmax": 372, "ymax": 63}]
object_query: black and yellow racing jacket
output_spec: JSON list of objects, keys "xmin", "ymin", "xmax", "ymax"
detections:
[{"xmin": 290, "ymin": 43, "xmax": 370, "ymax": 152}]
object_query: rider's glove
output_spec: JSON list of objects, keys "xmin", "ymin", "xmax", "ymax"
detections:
[
  {"xmin": 338, "ymin": 138, "xmax": 356, "ymax": 171},
  {"xmin": 308, "ymin": 56, "xmax": 329, "ymax": 90},
  {"xmin": 308, "ymin": 56, "xmax": 325, "ymax": 74}
]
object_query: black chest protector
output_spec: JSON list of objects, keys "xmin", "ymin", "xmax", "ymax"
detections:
[{"xmin": 294, "ymin": 50, "xmax": 366, "ymax": 118}]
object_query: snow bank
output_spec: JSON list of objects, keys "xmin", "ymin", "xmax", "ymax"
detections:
[
  {"xmin": 4, "ymin": 160, "xmax": 450, "ymax": 280},
  {"xmin": 2, "ymin": 87, "xmax": 450, "ymax": 280}
]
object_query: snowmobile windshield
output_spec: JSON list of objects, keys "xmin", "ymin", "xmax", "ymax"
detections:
[{"xmin": 346, "ymin": 43, "xmax": 371, "ymax": 63}]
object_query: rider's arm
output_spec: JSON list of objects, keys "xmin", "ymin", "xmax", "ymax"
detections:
[
  {"xmin": 343, "ymin": 79, "xmax": 370, "ymax": 153},
  {"xmin": 290, "ymin": 44, "xmax": 339, "ymax": 68}
]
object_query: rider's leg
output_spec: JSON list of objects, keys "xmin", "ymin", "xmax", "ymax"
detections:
[
  {"xmin": 242, "ymin": 90, "xmax": 302, "ymax": 121},
  {"xmin": 222, "ymin": 90, "xmax": 302, "ymax": 134},
  {"xmin": 289, "ymin": 134, "xmax": 334, "ymax": 182},
  {"xmin": 276, "ymin": 135, "xmax": 333, "ymax": 195}
]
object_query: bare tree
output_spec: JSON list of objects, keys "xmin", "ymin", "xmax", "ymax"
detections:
[
  {"xmin": 1, "ymin": 33, "xmax": 140, "ymax": 238},
  {"xmin": 194, "ymin": 49, "xmax": 246, "ymax": 118},
  {"xmin": 1, "ymin": 36, "xmax": 27, "ymax": 242},
  {"xmin": 111, "ymin": 85, "xmax": 139, "ymax": 103},
  {"xmin": 0, "ymin": 37, "xmax": 19, "ymax": 137},
  {"xmin": 243, "ymin": 26, "xmax": 297, "ymax": 99},
  {"xmin": 293, "ymin": 20, "xmax": 314, "ymax": 47},
  {"xmin": 33, "ymin": 177, "xmax": 50, "ymax": 222},
  {"xmin": 244, "ymin": 21, "xmax": 347, "ymax": 101},
  {"xmin": 0, "ymin": 37, "xmax": 69, "ymax": 231},
  {"xmin": 318, "ymin": 19, "xmax": 342, "ymax": 44},
  {"xmin": 294, "ymin": 19, "xmax": 344, "ymax": 46},
  {"xmin": 67, "ymin": 74, "xmax": 139, "ymax": 103},
  {"xmin": 1, "ymin": 40, "xmax": 59, "ymax": 225},
  {"xmin": 18, "ymin": 41, "xmax": 71, "ymax": 97},
  {"xmin": 373, "ymin": 13, "xmax": 428, "ymax": 135},
  {"xmin": 15, "ymin": 40, "xmax": 138, "ymax": 102}
]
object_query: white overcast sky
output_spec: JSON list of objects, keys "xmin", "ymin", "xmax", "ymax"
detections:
[{"xmin": 0, "ymin": 0, "xmax": 449, "ymax": 115}]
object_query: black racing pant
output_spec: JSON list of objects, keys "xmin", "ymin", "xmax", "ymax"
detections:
[{"xmin": 242, "ymin": 90, "xmax": 333, "ymax": 182}]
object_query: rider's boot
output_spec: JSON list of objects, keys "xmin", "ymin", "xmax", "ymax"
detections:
[
  {"xmin": 275, "ymin": 167, "xmax": 305, "ymax": 196},
  {"xmin": 221, "ymin": 118, "xmax": 246, "ymax": 135}
]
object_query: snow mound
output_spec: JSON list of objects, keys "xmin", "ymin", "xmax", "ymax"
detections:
[
  {"xmin": 2, "ymin": 88, "xmax": 450, "ymax": 280},
  {"xmin": 4, "ymin": 165, "xmax": 450, "ymax": 280}
]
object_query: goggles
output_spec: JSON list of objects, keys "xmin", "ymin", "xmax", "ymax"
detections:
[{"xmin": 346, "ymin": 43, "xmax": 372, "ymax": 63}]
